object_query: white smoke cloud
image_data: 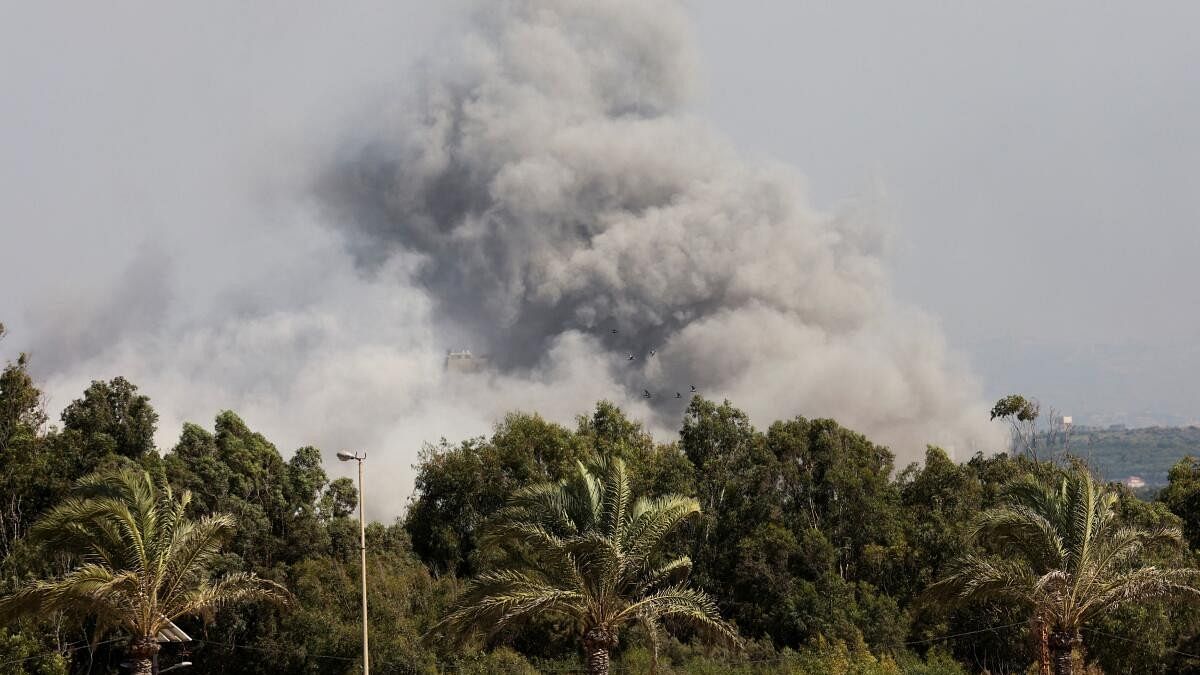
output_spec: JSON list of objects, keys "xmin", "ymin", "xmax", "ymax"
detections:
[{"xmin": 23, "ymin": 0, "xmax": 1004, "ymax": 518}]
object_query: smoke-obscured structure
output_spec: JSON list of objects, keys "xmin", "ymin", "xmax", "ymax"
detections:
[{"xmin": 15, "ymin": 0, "xmax": 1005, "ymax": 516}]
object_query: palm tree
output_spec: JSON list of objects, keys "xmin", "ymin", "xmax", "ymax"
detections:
[
  {"xmin": 435, "ymin": 456, "xmax": 740, "ymax": 675},
  {"xmin": 926, "ymin": 465, "xmax": 1200, "ymax": 675},
  {"xmin": 0, "ymin": 468, "xmax": 292, "ymax": 675}
]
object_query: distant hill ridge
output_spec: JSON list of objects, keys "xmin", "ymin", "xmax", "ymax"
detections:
[{"xmin": 1035, "ymin": 425, "xmax": 1200, "ymax": 487}]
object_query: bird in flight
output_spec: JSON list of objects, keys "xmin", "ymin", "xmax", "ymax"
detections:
[
  {"xmin": 627, "ymin": 353, "xmax": 635, "ymax": 361},
  {"xmin": 611, "ymin": 328, "xmax": 618, "ymax": 334},
  {"xmin": 648, "ymin": 349, "xmax": 656, "ymax": 357},
  {"xmin": 642, "ymin": 390, "xmax": 652, "ymax": 399},
  {"xmin": 690, "ymin": 384, "xmax": 697, "ymax": 392},
  {"xmin": 675, "ymin": 392, "xmax": 682, "ymax": 399}
]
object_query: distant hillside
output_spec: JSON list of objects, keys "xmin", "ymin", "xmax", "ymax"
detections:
[{"xmin": 1036, "ymin": 425, "xmax": 1200, "ymax": 487}]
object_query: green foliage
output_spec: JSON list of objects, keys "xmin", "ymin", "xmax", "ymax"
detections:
[
  {"xmin": 1160, "ymin": 456, "xmax": 1200, "ymax": 551},
  {"xmin": 680, "ymin": 398, "xmax": 909, "ymax": 653},
  {"xmin": 406, "ymin": 402, "xmax": 692, "ymax": 577},
  {"xmin": 405, "ymin": 412, "xmax": 584, "ymax": 576},
  {"xmin": 990, "ymin": 394, "xmax": 1039, "ymax": 422},
  {"xmin": 8, "ymin": 351, "xmax": 1200, "ymax": 674},
  {"xmin": 0, "ymin": 468, "xmax": 291, "ymax": 674},
  {"xmin": 60, "ymin": 377, "xmax": 158, "ymax": 460},
  {"xmin": 155, "ymin": 412, "xmax": 391, "ymax": 675},
  {"xmin": 436, "ymin": 456, "xmax": 739, "ymax": 673},
  {"xmin": 0, "ymin": 628, "xmax": 67, "ymax": 675},
  {"xmin": 928, "ymin": 464, "xmax": 1200, "ymax": 670},
  {"xmin": 899, "ymin": 450, "xmax": 1036, "ymax": 670},
  {"xmin": 0, "ymin": 469, "xmax": 292, "ymax": 628},
  {"xmin": 0, "ymin": 353, "xmax": 51, "ymax": 557},
  {"xmin": 211, "ymin": 538, "xmax": 446, "ymax": 675},
  {"xmin": 0, "ymin": 353, "xmax": 45, "ymax": 452},
  {"xmin": 1, "ymin": 360, "xmax": 158, "ymax": 565},
  {"xmin": 164, "ymin": 413, "xmax": 344, "ymax": 569},
  {"xmin": 609, "ymin": 637, "xmax": 966, "ymax": 674}
]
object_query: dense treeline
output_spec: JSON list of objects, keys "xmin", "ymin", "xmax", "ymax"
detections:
[{"xmin": 5, "ymin": 337, "xmax": 1200, "ymax": 672}]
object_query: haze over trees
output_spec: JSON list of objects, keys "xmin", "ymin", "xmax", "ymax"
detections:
[{"xmin": 5, "ymin": 339, "xmax": 1200, "ymax": 673}]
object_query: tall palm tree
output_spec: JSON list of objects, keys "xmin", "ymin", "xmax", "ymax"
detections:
[
  {"xmin": 926, "ymin": 465, "xmax": 1200, "ymax": 675},
  {"xmin": 0, "ymin": 468, "xmax": 292, "ymax": 675},
  {"xmin": 435, "ymin": 456, "xmax": 740, "ymax": 675}
]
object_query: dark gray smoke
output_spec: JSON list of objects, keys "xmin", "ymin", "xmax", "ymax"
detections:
[
  {"xmin": 319, "ymin": 1, "xmax": 707, "ymax": 369},
  {"xmin": 318, "ymin": 0, "xmax": 1003, "ymax": 453}
]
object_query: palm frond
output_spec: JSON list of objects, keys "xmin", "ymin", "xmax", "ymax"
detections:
[
  {"xmin": 637, "ymin": 612, "xmax": 664, "ymax": 674},
  {"xmin": 435, "ymin": 569, "xmax": 587, "ymax": 641},
  {"xmin": 1086, "ymin": 526, "xmax": 1182, "ymax": 580},
  {"xmin": 438, "ymin": 454, "xmax": 741, "ymax": 653},
  {"xmin": 621, "ymin": 496, "xmax": 700, "ymax": 565},
  {"xmin": 1066, "ymin": 471, "xmax": 1101, "ymax": 573},
  {"xmin": 506, "ymin": 483, "xmax": 581, "ymax": 535},
  {"xmin": 3, "ymin": 468, "xmax": 290, "ymax": 642},
  {"xmin": 602, "ymin": 457, "xmax": 632, "ymax": 538},
  {"xmin": 0, "ymin": 564, "xmax": 137, "ymax": 633},
  {"xmin": 975, "ymin": 505, "xmax": 1066, "ymax": 571},
  {"xmin": 615, "ymin": 585, "xmax": 741, "ymax": 648},
  {"xmin": 167, "ymin": 572, "xmax": 292, "ymax": 623},
  {"xmin": 158, "ymin": 514, "xmax": 237, "ymax": 610},
  {"xmin": 924, "ymin": 554, "xmax": 1037, "ymax": 609},
  {"xmin": 636, "ymin": 556, "xmax": 693, "ymax": 595},
  {"xmin": 1082, "ymin": 566, "xmax": 1200, "ymax": 619},
  {"xmin": 931, "ymin": 465, "xmax": 1200, "ymax": 636},
  {"xmin": 480, "ymin": 518, "xmax": 566, "ymax": 554},
  {"xmin": 1003, "ymin": 475, "xmax": 1067, "ymax": 530}
]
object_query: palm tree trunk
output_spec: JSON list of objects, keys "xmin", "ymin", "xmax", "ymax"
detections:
[
  {"xmin": 585, "ymin": 645, "xmax": 610, "ymax": 675},
  {"xmin": 583, "ymin": 626, "xmax": 617, "ymax": 675},
  {"xmin": 1047, "ymin": 631, "xmax": 1078, "ymax": 675},
  {"xmin": 1039, "ymin": 622, "xmax": 1051, "ymax": 675},
  {"xmin": 127, "ymin": 636, "xmax": 160, "ymax": 675}
]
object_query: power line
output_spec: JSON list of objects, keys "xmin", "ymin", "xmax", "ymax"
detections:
[
  {"xmin": 0, "ymin": 636, "xmax": 125, "ymax": 669},
  {"xmin": 1083, "ymin": 627, "xmax": 1200, "ymax": 660},
  {"xmin": 904, "ymin": 620, "xmax": 1028, "ymax": 646},
  {"xmin": 191, "ymin": 638, "xmax": 356, "ymax": 662},
  {"xmin": 194, "ymin": 639, "xmax": 433, "ymax": 673}
]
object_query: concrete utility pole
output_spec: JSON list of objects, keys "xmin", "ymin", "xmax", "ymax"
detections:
[{"xmin": 337, "ymin": 450, "xmax": 369, "ymax": 675}]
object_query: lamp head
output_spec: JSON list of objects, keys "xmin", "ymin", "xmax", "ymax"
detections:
[{"xmin": 336, "ymin": 450, "xmax": 358, "ymax": 462}]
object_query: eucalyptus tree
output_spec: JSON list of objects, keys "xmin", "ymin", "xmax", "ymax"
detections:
[
  {"xmin": 435, "ymin": 456, "xmax": 740, "ymax": 675},
  {"xmin": 927, "ymin": 466, "xmax": 1200, "ymax": 675},
  {"xmin": 0, "ymin": 469, "xmax": 292, "ymax": 675}
]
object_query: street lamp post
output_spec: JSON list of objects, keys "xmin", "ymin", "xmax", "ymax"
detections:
[{"xmin": 337, "ymin": 450, "xmax": 369, "ymax": 675}]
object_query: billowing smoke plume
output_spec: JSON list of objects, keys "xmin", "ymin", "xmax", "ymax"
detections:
[
  {"xmin": 19, "ymin": 0, "xmax": 1004, "ymax": 517},
  {"xmin": 319, "ymin": 0, "xmax": 1003, "ymax": 453}
]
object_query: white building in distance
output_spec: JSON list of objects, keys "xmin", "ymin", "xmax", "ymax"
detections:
[
  {"xmin": 445, "ymin": 349, "xmax": 490, "ymax": 374},
  {"xmin": 1123, "ymin": 476, "xmax": 1146, "ymax": 489}
]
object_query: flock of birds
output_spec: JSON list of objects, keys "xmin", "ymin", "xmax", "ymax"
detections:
[{"xmin": 608, "ymin": 327, "xmax": 697, "ymax": 402}]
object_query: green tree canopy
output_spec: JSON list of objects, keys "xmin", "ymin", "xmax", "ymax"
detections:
[
  {"xmin": 927, "ymin": 465, "xmax": 1200, "ymax": 675},
  {"xmin": 0, "ymin": 469, "xmax": 291, "ymax": 675},
  {"xmin": 60, "ymin": 377, "xmax": 158, "ymax": 459},
  {"xmin": 436, "ymin": 456, "xmax": 740, "ymax": 675}
]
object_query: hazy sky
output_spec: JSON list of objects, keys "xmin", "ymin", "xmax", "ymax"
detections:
[
  {"xmin": 690, "ymin": 2, "xmax": 1200, "ymax": 425},
  {"xmin": 2, "ymin": 0, "xmax": 1198, "ymax": 498}
]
